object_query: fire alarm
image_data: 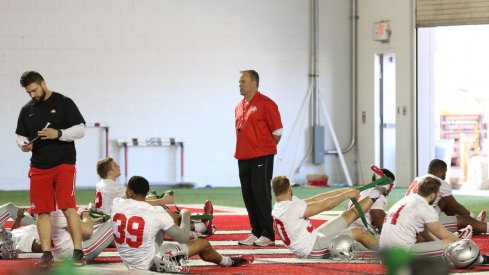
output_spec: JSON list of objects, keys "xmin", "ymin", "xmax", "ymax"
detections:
[{"xmin": 373, "ymin": 21, "xmax": 391, "ymax": 42}]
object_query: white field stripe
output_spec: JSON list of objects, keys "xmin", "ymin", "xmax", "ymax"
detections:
[
  {"xmin": 210, "ymin": 240, "xmax": 286, "ymax": 246},
  {"xmin": 187, "ymin": 257, "xmax": 380, "ymax": 266},
  {"xmin": 214, "ymin": 248, "xmax": 292, "ymax": 255},
  {"xmin": 214, "ymin": 229, "xmax": 250, "ymax": 234}
]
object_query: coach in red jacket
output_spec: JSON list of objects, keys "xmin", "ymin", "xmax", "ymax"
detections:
[{"xmin": 235, "ymin": 70, "xmax": 283, "ymax": 247}]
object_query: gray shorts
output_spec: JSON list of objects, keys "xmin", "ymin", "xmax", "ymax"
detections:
[
  {"xmin": 409, "ymin": 240, "xmax": 444, "ymax": 257},
  {"xmin": 438, "ymin": 215, "xmax": 458, "ymax": 232},
  {"xmin": 308, "ymin": 216, "xmax": 352, "ymax": 259}
]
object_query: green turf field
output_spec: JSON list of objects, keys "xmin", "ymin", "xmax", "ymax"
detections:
[{"xmin": 1, "ymin": 186, "xmax": 487, "ymax": 213}]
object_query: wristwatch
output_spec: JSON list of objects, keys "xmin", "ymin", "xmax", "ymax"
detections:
[{"xmin": 57, "ymin": 129, "xmax": 62, "ymax": 139}]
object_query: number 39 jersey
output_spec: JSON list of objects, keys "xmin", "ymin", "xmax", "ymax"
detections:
[
  {"xmin": 110, "ymin": 197, "xmax": 175, "ymax": 270},
  {"xmin": 272, "ymin": 196, "xmax": 317, "ymax": 258},
  {"xmin": 380, "ymin": 194, "xmax": 439, "ymax": 249}
]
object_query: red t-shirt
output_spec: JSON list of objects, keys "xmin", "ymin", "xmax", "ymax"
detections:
[{"xmin": 235, "ymin": 92, "xmax": 282, "ymax": 160}]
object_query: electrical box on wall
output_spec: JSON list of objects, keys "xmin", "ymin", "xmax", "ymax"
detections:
[{"xmin": 373, "ymin": 21, "xmax": 391, "ymax": 42}]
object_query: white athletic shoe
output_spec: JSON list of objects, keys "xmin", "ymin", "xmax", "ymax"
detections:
[
  {"xmin": 238, "ymin": 234, "xmax": 259, "ymax": 245},
  {"xmin": 457, "ymin": 225, "xmax": 473, "ymax": 239},
  {"xmin": 253, "ymin": 236, "xmax": 275, "ymax": 247}
]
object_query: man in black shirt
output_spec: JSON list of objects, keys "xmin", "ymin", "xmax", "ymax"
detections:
[{"xmin": 15, "ymin": 71, "xmax": 86, "ymax": 267}]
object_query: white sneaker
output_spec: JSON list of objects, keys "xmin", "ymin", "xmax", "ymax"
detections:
[
  {"xmin": 238, "ymin": 234, "xmax": 258, "ymax": 245},
  {"xmin": 457, "ymin": 225, "xmax": 473, "ymax": 239},
  {"xmin": 253, "ymin": 236, "xmax": 275, "ymax": 247}
]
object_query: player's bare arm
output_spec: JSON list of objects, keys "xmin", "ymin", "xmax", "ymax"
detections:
[
  {"xmin": 426, "ymin": 220, "xmax": 459, "ymax": 247},
  {"xmin": 272, "ymin": 134, "xmax": 281, "ymax": 144},
  {"xmin": 145, "ymin": 194, "xmax": 175, "ymax": 206},
  {"xmin": 304, "ymin": 188, "xmax": 355, "ymax": 203},
  {"xmin": 440, "ymin": 195, "xmax": 471, "ymax": 216},
  {"xmin": 303, "ymin": 189, "xmax": 359, "ymax": 218}
]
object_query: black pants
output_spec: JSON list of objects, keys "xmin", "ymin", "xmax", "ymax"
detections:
[{"xmin": 238, "ymin": 155, "xmax": 275, "ymax": 240}]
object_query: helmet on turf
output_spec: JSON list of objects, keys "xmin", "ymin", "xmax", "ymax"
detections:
[
  {"xmin": 329, "ymin": 235, "xmax": 357, "ymax": 261},
  {"xmin": 154, "ymin": 243, "xmax": 189, "ymax": 273},
  {"xmin": 443, "ymin": 239, "xmax": 480, "ymax": 269},
  {"xmin": 0, "ymin": 228, "xmax": 17, "ymax": 259}
]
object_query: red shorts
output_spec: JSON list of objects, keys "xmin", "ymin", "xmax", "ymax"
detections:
[{"xmin": 29, "ymin": 164, "xmax": 77, "ymax": 214}]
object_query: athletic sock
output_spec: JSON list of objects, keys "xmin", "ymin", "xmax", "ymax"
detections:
[
  {"xmin": 194, "ymin": 222, "xmax": 206, "ymax": 233},
  {"xmin": 368, "ymin": 187, "xmax": 383, "ymax": 202},
  {"xmin": 220, "ymin": 256, "xmax": 233, "ymax": 266}
]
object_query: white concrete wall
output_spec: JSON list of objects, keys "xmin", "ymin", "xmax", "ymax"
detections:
[
  {"xmin": 0, "ymin": 0, "xmax": 356, "ymax": 189},
  {"xmin": 356, "ymin": 0, "xmax": 415, "ymax": 187}
]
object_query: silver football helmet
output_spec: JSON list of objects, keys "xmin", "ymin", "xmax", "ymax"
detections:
[
  {"xmin": 329, "ymin": 235, "xmax": 358, "ymax": 261},
  {"xmin": 0, "ymin": 228, "xmax": 17, "ymax": 259},
  {"xmin": 443, "ymin": 239, "xmax": 480, "ymax": 269},
  {"xmin": 154, "ymin": 243, "xmax": 189, "ymax": 273}
]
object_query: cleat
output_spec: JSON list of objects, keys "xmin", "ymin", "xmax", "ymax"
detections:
[
  {"xmin": 253, "ymin": 236, "xmax": 275, "ymax": 247},
  {"xmin": 203, "ymin": 200, "xmax": 214, "ymax": 235},
  {"xmin": 204, "ymin": 200, "xmax": 214, "ymax": 215},
  {"xmin": 34, "ymin": 252, "xmax": 54, "ymax": 268},
  {"xmin": 72, "ymin": 250, "xmax": 86, "ymax": 266},
  {"xmin": 238, "ymin": 234, "xmax": 258, "ymax": 246},
  {"xmin": 230, "ymin": 255, "xmax": 254, "ymax": 267}
]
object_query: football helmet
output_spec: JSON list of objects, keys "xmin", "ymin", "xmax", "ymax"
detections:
[
  {"xmin": 443, "ymin": 239, "xmax": 480, "ymax": 269},
  {"xmin": 154, "ymin": 243, "xmax": 189, "ymax": 273},
  {"xmin": 329, "ymin": 235, "xmax": 358, "ymax": 261},
  {"xmin": 0, "ymin": 228, "xmax": 17, "ymax": 259}
]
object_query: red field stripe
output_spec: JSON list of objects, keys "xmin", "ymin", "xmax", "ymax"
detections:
[
  {"xmin": 189, "ymin": 262, "xmax": 387, "ymax": 274},
  {"xmin": 211, "ymin": 245, "xmax": 286, "ymax": 250},
  {"xmin": 167, "ymin": 206, "xmax": 229, "ymax": 214}
]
